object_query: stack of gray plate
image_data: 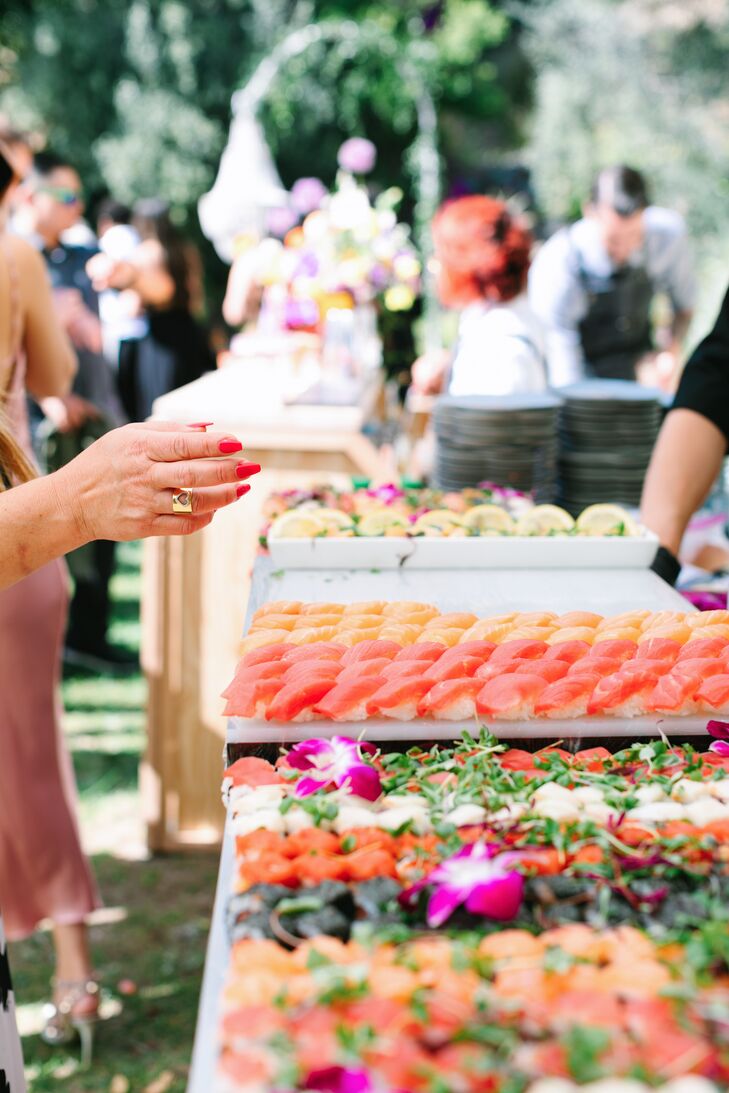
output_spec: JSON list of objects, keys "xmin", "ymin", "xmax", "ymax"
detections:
[
  {"xmin": 433, "ymin": 392, "xmax": 563, "ymax": 499},
  {"xmin": 557, "ymin": 380, "xmax": 665, "ymax": 514}
]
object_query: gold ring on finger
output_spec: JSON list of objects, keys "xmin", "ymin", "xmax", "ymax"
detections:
[{"xmin": 172, "ymin": 488, "xmax": 194, "ymax": 514}]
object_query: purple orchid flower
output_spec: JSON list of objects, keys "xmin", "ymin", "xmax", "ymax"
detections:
[
  {"xmin": 291, "ymin": 176, "xmax": 328, "ymax": 214},
  {"xmin": 284, "ymin": 297, "xmax": 319, "ymax": 330},
  {"xmin": 707, "ymin": 720, "xmax": 729, "ymax": 757},
  {"xmin": 303, "ymin": 1067, "xmax": 372, "ymax": 1093},
  {"xmin": 338, "ymin": 137, "xmax": 377, "ymax": 175},
  {"xmin": 366, "ymin": 483, "xmax": 405, "ymax": 505},
  {"xmin": 399, "ymin": 842, "xmax": 525, "ymax": 927},
  {"xmin": 288, "ymin": 736, "xmax": 381, "ymax": 801},
  {"xmin": 681, "ymin": 590, "xmax": 728, "ymax": 612}
]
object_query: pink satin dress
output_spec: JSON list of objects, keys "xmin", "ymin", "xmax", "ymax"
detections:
[{"xmin": 0, "ymin": 240, "xmax": 98, "ymax": 940}]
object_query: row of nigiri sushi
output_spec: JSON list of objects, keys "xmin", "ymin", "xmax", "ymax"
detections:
[
  {"xmin": 242, "ymin": 601, "xmax": 729, "ymax": 655},
  {"xmin": 223, "ymin": 633, "xmax": 729, "ymax": 721}
]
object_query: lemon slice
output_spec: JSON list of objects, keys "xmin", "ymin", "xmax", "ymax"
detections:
[
  {"xmin": 515, "ymin": 505, "xmax": 575, "ymax": 536},
  {"xmin": 576, "ymin": 504, "xmax": 638, "ymax": 537},
  {"xmin": 357, "ymin": 511, "xmax": 411, "ymax": 537},
  {"xmin": 267, "ymin": 510, "xmax": 328, "ymax": 539},
  {"xmin": 462, "ymin": 504, "xmax": 516, "ymax": 535},
  {"xmin": 412, "ymin": 509, "xmax": 467, "ymax": 536}
]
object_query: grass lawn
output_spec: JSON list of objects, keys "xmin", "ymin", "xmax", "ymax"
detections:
[{"xmin": 10, "ymin": 542, "xmax": 218, "ymax": 1093}]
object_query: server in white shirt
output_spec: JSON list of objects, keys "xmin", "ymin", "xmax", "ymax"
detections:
[{"xmin": 528, "ymin": 165, "xmax": 695, "ymax": 387}]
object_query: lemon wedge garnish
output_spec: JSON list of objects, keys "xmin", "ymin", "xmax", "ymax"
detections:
[
  {"xmin": 515, "ymin": 504, "xmax": 575, "ymax": 536},
  {"xmin": 412, "ymin": 509, "xmax": 467, "ymax": 536},
  {"xmin": 575, "ymin": 503, "xmax": 637, "ymax": 537},
  {"xmin": 462, "ymin": 504, "xmax": 516, "ymax": 535},
  {"xmin": 357, "ymin": 511, "xmax": 411, "ymax": 537},
  {"xmin": 311, "ymin": 507, "xmax": 356, "ymax": 535},
  {"xmin": 267, "ymin": 510, "xmax": 329, "ymax": 540}
]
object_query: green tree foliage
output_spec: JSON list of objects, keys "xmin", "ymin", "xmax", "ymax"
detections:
[
  {"xmin": 0, "ymin": 0, "xmax": 514, "ymax": 224},
  {"xmin": 520, "ymin": 0, "xmax": 729, "ymax": 323}
]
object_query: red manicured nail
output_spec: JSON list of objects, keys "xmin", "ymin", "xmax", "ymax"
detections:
[
  {"xmin": 188, "ymin": 421, "xmax": 214, "ymax": 428},
  {"xmin": 235, "ymin": 461, "xmax": 261, "ymax": 479},
  {"xmin": 219, "ymin": 439, "xmax": 243, "ymax": 453},
  {"xmin": 236, "ymin": 483, "xmax": 251, "ymax": 498}
]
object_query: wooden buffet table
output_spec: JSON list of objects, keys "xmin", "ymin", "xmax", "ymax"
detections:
[
  {"xmin": 141, "ymin": 358, "xmax": 381, "ymax": 851},
  {"xmin": 187, "ymin": 556, "xmax": 696, "ymax": 1091}
]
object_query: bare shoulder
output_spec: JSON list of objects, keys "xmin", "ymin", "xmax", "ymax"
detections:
[{"xmin": 6, "ymin": 235, "xmax": 48, "ymax": 282}]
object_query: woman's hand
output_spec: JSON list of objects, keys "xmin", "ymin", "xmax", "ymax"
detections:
[{"xmin": 51, "ymin": 421, "xmax": 260, "ymax": 542}]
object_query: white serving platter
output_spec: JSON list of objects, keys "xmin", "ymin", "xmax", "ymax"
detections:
[
  {"xmin": 228, "ymin": 712, "xmax": 710, "ymax": 744},
  {"xmin": 267, "ymin": 532, "xmax": 660, "ymax": 571}
]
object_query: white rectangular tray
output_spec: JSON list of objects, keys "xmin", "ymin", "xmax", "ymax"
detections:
[
  {"xmin": 267, "ymin": 533, "xmax": 660, "ymax": 571},
  {"xmin": 228, "ymin": 713, "xmax": 709, "ymax": 743}
]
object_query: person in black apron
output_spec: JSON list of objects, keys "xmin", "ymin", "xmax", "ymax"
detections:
[
  {"xmin": 572, "ymin": 239, "xmax": 655, "ymax": 381},
  {"xmin": 529, "ymin": 165, "xmax": 695, "ymax": 388}
]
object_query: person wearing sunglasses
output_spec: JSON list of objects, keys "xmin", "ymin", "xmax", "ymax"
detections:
[{"xmin": 21, "ymin": 151, "xmax": 131, "ymax": 672}]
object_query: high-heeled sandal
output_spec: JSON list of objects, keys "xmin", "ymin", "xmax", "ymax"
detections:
[{"xmin": 41, "ymin": 977, "xmax": 100, "ymax": 1067}]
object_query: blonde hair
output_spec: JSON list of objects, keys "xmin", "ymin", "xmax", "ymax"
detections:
[{"xmin": 0, "ymin": 407, "xmax": 36, "ymax": 490}]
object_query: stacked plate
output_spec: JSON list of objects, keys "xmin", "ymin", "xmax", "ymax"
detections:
[
  {"xmin": 556, "ymin": 380, "xmax": 666, "ymax": 514},
  {"xmin": 433, "ymin": 393, "xmax": 563, "ymax": 499}
]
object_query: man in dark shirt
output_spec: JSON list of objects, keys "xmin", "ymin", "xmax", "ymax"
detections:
[
  {"xmin": 22, "ymin": 153, "xmax": 131, "ymax": 671},
  {"xmin": 641, "ymin": 284, "xmax": 729, "ymax": 582}
]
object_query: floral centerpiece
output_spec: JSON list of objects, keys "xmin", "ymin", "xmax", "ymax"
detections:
[{"xmin": 251, "ymin": 138, "xmax": 421, "ymax": 334}]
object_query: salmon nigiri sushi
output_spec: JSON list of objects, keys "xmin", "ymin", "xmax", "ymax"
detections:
[
  {"xmin": 587, "ymin": 666, "xmax": 661, "ymax": 717},
  {"xmin": 340, "ymin": 639, "xmax": 402, "ymax": 665},
  {"xmin": 475, "ymin": 658, "xmax": 529, "ymax": 682},
  {"xmin": 335, "ymin": 658, "xmax": 392, "ymax": 685},
  {"xmin": 446, "ymin": 639, "xmax": 496, "ymax": 662},
  {"xmin": 281, "ymin": 642, "xmax": 346, "ymax": 664},
  {"xmin": 238, "ymin": 642, "xmax": 291, "ymax": 669},
  {"xmin": 635, "ymin": 637, "xmax": 681, "ymax": 663},
  {"xmin": 366, "ymin": 678, "xmax": 433, "ymax": 720},
  {"xmin": 695, "ymin": 673, "xmax": 729, "ymax": 712},
  {"xmin": 380, "ymin": 660, "xmax": 430, "ymax": 682},
  {"xmin": 233, "ymin": 660, "xmax": 289, "ymax": 686},
  {"xmin": 313, "ymin": 676, "xmax": 387, "ymax": 722},
  {"xmin": 224, "ymin": 678, "xmax": 285, "ymax": 718},
  {"xmin": 514, "ymin": 659, "xmax": 569, "ymax": 683},
  {"xmin": 423, "ymin": 654, "xmax": 484, "ymax": 685},
  {"xmin": 533, "ymin": 673, "xmax": 601, "ymax": 719},
  {"xmin": 589, "ymin": 639, "xmax": 637, "ymax": 664},
  {"xmin": 417, "ymin": 678, "xmax": 483, "ymax": 720},
  {"xmin": 490, "ymin": 639, "xmax": 549, "ymax": 664},
  {"xmin": 646, "ymin": 661, "xmax": 723, "ymax": 714},
  {"xmin": 544, "ymin": 626, "xmax": 596, "ymax": 646},
  {"xmin": 283, "ymin": 660, "xmax": 343, "ymax": 684},
  {"xmin": 543, "ymin": 640, "xmax": 591, "ymax": 665},
  {"xmin": 476, "ymin": 674, "xmax": 548, "ymax": 720},
  {"xmin": 569, "ymin": 656, "xmax": 623, "ymax": 678},
  {"xmin": 393, "ymin": 642, "xmax": 445, "ymax": 664},
  {"xmin": 553, "ymin": 611, "xmax": 602, "ymax": 629},
  {"xmin": 265, "ymin": 678, "xmax": 337, "ymax": 722},
  {"xmin": 677, "ymin": 637, "xmax": 729, "ymax": 661}
]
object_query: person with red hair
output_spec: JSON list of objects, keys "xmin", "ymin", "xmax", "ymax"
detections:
[{"xmin": 411, "ymin": 195, "xmax": 546, "ymax": 397}]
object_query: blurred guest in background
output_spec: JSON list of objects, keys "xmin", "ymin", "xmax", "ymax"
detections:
[
  {"xmin": 21, "ymin": 151, "xmax": 129, "ymax": 672},
  {"xmin": 529, "ymin": 165, "xmax": 695, "ymax": 388},
  {"xmin": 94, "ymin": 196, "xmax": 147, "ymax": 365},
  {"xmin": 89, "ymin": 198, "xmax": 215, "ymax": 421},
  {"xmin": 642, "ymin": 283, "xmax": 729, "ymax": 584},
  {"xmin": 411, "ymin": 194, "xmax": 546, "ymax": 397}
]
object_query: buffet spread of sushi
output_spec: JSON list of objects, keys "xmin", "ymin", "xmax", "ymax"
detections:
[
  {"xmin": 224, "ymin": 602, "xmax": 729, "ymax": 729},
  {"xmin": 215, "ymin": 731, "xmax": 729, "ymax": 1091}
]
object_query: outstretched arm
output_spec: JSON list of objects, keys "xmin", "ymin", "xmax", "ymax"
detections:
[{"xmin": 0, "ymin": 422, "xmax": 260, "ymax": 590}]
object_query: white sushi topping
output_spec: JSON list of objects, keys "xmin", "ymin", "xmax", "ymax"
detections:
[
  {"xmin": 581, "ymin": 1082, "xmax": 651, "ymax": 1093},
  {"xmin": 708, "ymin": 778, "xmax": 729, "ymax": 802},
  {"xmin": 629, "ymin": 801, "xmax": 686, "ymax": 823},
  {"xmin": 282, "ymin": 806, "xmax": 316, "ymax": 834},
  {"xmin": 671, "ymin": 778, "xmax": 711, "ymax": 803},
  {"xmin": 633, "ymin": 783, "xmax": 668, "ymax": 804},
  {"xmin": 380, "ymin": 793, "xmax": 429, "ymax": 811},
  {"xmin": 684, "ymin": 797, "xmax": 728, "ymax": 826},
  {"xmin": 231, "ymin": 808, "xmax": 286, "ymax": 835},
  {"xmin": 377, "ymin": 806, "xmax": 433, "ymax": 834},
  {"xmin": 571, "ymin": 786, "xmax": 605, "ymax": 804},
  {"xmin": 445, "ymin": 804, "xmax": 488, "ymax": 827},
  {"xmin": 333, "ymin": 805, "xmax": 382, "ymax": 833},
  {"xmin": 661, "ymin": 1079, "xmax": 724, "ymax": 1093},
  {"xmin": 229, "ymin": 785, "xmax": 287, "ymax": 814}
]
